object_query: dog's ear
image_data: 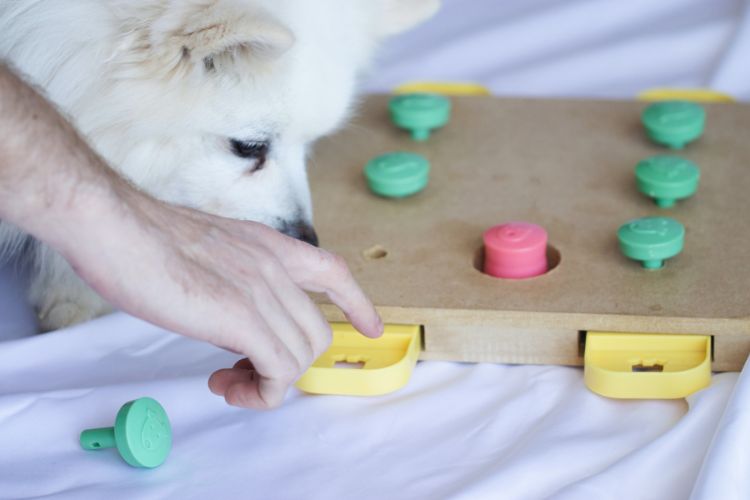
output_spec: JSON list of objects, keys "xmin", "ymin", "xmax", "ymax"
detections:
[
  {"xmin": 118, "ymin": 2, "xmax": 294, "ymax": 76},
  {"xmin": 172, "ymin": 7, "xmax": 295, "ymax": 70},
  {"xmin": 377, "ymin": 0, "xmax": 441, "ymax": 36}
]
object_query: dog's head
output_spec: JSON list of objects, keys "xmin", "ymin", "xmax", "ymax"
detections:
[{"xmin": 32, "ymin": 0, "xmax": 438, "ymax": 245}]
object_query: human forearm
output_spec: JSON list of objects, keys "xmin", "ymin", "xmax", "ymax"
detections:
[{"xmin": 0, "ymin": 63, "xmax": 120, "ymax": 248}]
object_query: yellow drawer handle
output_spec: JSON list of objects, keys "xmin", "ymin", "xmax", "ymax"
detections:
[
  {"xmin": 393, "ymin": 81, "xmax": 491, "ymax": 96},
  {"xmin": 638, "ymin": 88, "xmax": 735, "ymax": 103},
  {"xmin": 584, "ymin": 332, "xmax": 711, "ymax": 399},
  {"xmin": 295, "ymin": 323, "xmax": 420, "ymax": 396}
]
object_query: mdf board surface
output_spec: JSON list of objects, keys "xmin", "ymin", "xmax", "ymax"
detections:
[{"xmin": 309, "ymin": 96, "xmax": 750, "ymax": 370}]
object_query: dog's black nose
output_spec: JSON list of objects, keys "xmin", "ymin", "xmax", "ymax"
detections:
[{"xmin": 281, "ymin": 221, "xmax": 319, "ymax": 247}]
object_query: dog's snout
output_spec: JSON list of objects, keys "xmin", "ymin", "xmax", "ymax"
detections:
[
  {"xmin": 282, "ymin": 221, "xmax": 319, "ymax": 247},
  {"xmin": 298, "ymin": 226, "xmax": 319, "ymax": 247}
]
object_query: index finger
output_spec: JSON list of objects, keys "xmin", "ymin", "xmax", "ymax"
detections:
[{"xmin": 277, "ymin": 240, "xmax": 383, "ymax": 338}]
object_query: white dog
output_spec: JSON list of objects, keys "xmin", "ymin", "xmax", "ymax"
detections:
[{"xmin": 0, "ymin": 0, "xmax": 439, "ymax": 331}]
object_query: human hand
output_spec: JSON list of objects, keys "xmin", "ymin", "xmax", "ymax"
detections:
[{"xmin": 55, "ymin": 183, "xmax": 383, "ymax": 409}]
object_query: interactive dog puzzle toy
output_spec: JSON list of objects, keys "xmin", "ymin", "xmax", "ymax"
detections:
[
  {"xmin": 635, "ymin": 156, "xmax": 700, "ymax": 207},
  {"xmin": 389, "ymin": 93, "xmax": 451, "ymax": 141},
  {"xmin": 617, "ymin": 216, "xmax": 685, "ymax": 269},
  {"xmin": 304, "ymin": 94, "xmax": 750, "ymax": 400},
  {"xmin": 483, "ymin": 222, "xmax": 548, "ymax": 279},
  {"xmin": 80, "ymin": 397, "xmax": 171, "ymax": 468},
  {"xmin": 364, "ymin": 152, "xmax": 430, "ymax": 198},
  {"xmin": 641, "ymin": 100, "xmax": 705, "ymax": 149}
]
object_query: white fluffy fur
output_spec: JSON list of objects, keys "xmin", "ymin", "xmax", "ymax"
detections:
[{"xmin": 0, "ymin": 0, "xmax": 439, "ymax": 330}]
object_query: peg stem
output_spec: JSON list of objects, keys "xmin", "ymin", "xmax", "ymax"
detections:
[{"xmin": 80, "ymin": 427, "xmax": 116, "ymax": 450}]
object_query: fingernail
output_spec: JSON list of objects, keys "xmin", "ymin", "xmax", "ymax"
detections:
[
  {"xmin": 207, "ymin": 376, "xmax": 220, "ymax": 395},
  {"xmin": 375, "ymin": 314, "xmax": 385, "ymax": 336}
]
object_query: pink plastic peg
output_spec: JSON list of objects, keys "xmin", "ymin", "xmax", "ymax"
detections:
[{"xmin": 483, "ymin": 222, "xmax": 548, "ymax": 279}]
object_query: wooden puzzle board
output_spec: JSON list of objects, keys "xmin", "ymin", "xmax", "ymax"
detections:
[{"xmin": 309, "ymin": 96, "xmax": 750, "ymax": 370}]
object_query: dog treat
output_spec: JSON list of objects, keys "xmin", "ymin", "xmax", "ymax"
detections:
[
  {"xmin": 642, "ymin": 100, "xmax": 705, "ymax": 149},
  {"xmin": 636, "ymin": 155, "xmax": 700, "ymax": 208},
  {"xmin": 364, "ymin": 152, "xmax": 430, "ymax": 198},
  {"xmin": 617, "ymin": 216, "xmax": 684, "ymax": 269},
  {"xmin": 389, "ymin": 93, "xmax": 451, "ymax": 141},
  {"xmin": 79, "ymin": 397, "xmax": 172, "ymax": 468},
  {"xmin": 483, "ymin": 222, "xmax": 548, "ymax": 279}
]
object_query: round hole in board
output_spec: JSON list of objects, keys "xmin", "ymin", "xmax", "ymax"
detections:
[
  {"xmin": 362, "ymin": 245, "xmax": 388, "ymax": 260},
  {"xmin": 472, "ymin": 244, "xmax": 561, "ymax": 279}
]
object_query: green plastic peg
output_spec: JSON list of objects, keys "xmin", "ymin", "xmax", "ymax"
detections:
[
  {"xmin": 618, "ymin": 216, "xmax": 685, "ymax": 269},
  {"xmin": 80, "ymin": 397, "xmax": 172, "ymax": 468},
  {"xmin": 641, "ymin": 100, "xmax": 705, "ymax": 149},
  {"xmin": 635, "ymin": 155, "xmax": 700, "ymax": 208},
  {"xmin": 389, "ymin": 93, "xmax": 451, "ymax": 141},
  {"xmin": 364, "ymin": 152, "xmax": 430, "ymax": 198}
]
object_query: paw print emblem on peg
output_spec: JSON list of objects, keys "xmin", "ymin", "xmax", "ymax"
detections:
[
  {"xmin": 79, "ymin": 397, "xmax": 172, "ymax": 468},
  {"xmin": 364, "ymin": 152, "xmax": 430, "ymax": 198},
  {"xmin": 642, "ymin": 101, "xmax": 705, "ymax": 149},
  {"xmin": 635, "ymin": 155, "xmax": 700, "ymax": 208},
  {"xmin": 618, "ymin": 216, "xmax": 685, "ymax": 269}
]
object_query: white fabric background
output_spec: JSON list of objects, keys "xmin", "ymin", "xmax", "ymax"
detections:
[{"xmin": 2, "ymin": 1, "xmax": 749, "ymax": 498}]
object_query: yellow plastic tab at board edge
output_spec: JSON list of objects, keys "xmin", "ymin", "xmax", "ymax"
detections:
[
  {"xmin": 638, "ymin": 88, "xmax": 735, "ymax": 103},
  {"xmin": 295, "ymin": 323, "xmax": 420, "ymax": 396},
  {"xmin": 584, "ymin": 332, "xmax": 711, "ymax": 399},
  {"xmin": 394, "ymin": 81, "xmax": 491, "ymax": 96}
]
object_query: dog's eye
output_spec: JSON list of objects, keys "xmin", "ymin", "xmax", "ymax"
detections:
[{"xmin": 230, "ymin": 139, "xmax": 270, "ymax": 172}]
